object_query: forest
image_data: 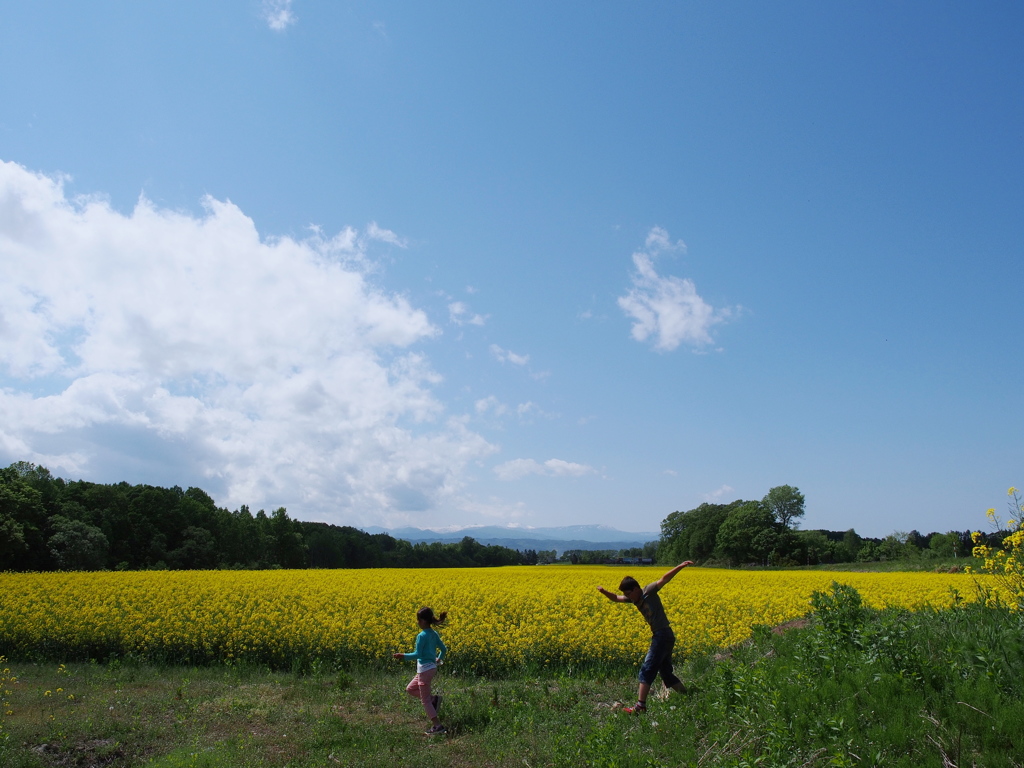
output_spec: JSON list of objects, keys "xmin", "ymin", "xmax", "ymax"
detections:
[
  {"xmin": 0, "ymin": 463, "xmax": 995, "ymax": 572},
  {"xmin": 0, "ymin": 462, "xmax": 528, "ymax": 571},
  {"xmin": 656, "ymin": 485, "xmax": 985, "ymax": 567}
]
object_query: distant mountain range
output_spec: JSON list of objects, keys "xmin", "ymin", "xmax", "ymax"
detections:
[{"xmin": 360, "ymin": 524, "xmax": 660, "ymax": 553}]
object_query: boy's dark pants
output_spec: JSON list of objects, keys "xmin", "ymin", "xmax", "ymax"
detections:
[{"xmin": 638, "ymin": 627, "xmax": 681, "ymax": 688}]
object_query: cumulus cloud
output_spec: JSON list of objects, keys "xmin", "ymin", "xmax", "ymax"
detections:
[
  {"xmin": 516, "ymin": 401, "xmax": 537, "ymax": 419},
  {"xmin": 703, "ymin": 484, "xmax": 735, "ymax": 502},
  {"xmin": 645, "ymin": 225, "xmax": 686, "ymax": 253},
  {"xmin": 262, "ymin": 0, "xmax": 296, "ymax": 31},
  {"xmin": 490, "ymin": 344, "xmax": 529, "ymax": 366},
  {"xmin": 448, "ymin": 301, "xmax": 486, "ymax": 326},
  {"xmin": 493, "ymin": 458, "xmax": 595, "ymax": 481},
  {"xmin": 364, "ymin": 221, "xmax": 407, "ymax": 248},
  {"xmin": 474, "ymin": 395, "xmax": 507, "ymax": 417},
  {"xmin": 0, "ymin": 160, "xmax": 497, "ymax": 524},
  {"xmin": 618, "ymin": 226, "xmax": 733, "ymax": 351}
]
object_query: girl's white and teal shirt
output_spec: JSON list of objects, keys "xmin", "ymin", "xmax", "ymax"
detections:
[{"xmin": 401, "ymin": 628, "xmax": 447, "ymax": 673}]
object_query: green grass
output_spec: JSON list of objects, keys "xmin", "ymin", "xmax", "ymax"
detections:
[
  {"xmin": 799, "ymin": 557, "xmax": 976, "ymax": 573},
  {"xmin": 2, "ymin": 588, "xmax": 1022, "ymax": 767}
]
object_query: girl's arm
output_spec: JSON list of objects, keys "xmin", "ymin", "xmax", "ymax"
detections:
[
  {"xmin": 393, "ymin": 631, "xmax": 425, "ymax": 661},
  {"xmin": 436, "ymin": 633, "xmax": 447, "ymax": 662}
]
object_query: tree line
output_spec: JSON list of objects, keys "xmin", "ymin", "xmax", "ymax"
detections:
[
  {"xmin": 0, "ymin": 462, "xmax": 529, "ymax": 571},
  {"xmin": 2, "ymin": 463, "xmax": 996, "ymax": 572},
  {"xmin": 656, "ymin": 484, "xmax": 985, "ymax": 567}
]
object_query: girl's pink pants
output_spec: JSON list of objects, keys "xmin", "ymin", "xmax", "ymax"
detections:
[{"xmin": 405, "ymin": 667, "xmax": 438, "ymax": 719}]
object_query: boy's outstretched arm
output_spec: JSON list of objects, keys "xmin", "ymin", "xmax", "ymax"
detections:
[
  {"xmin": 653, "ymin": 560, "xmax": 695, "ymax": 590},
  {"xmin": 597, "ymin": 586, "xmax": 629, "ymax": 602}
]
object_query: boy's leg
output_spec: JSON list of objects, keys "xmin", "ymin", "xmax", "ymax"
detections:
[
  {"xmin": 627, "ymin": 636, "xmax": 664, "ymax": 712},
  {"xmin": 657, "ymin": 633, "xmax": 684, "ymax": 691},
  {"xmin": 628, "ymin": 630, "xmax": 678, "ymax": 712},
  {"xmin": 635, "ymin": 681, "xmax": 651, "ymax": 705},
  {"xmin": 625, "ymin": 680, "xmax": 651, "ymax": 713}
]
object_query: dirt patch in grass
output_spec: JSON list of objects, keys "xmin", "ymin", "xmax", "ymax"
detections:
[
  {"xmin": 768, "ymin": 617, "xmax": 809, "ymax": 635},
  {"xmin": 713, "ymin": 617, "xmax": 810, "ymax": 661},
  {"xmin": 30, "ymin": 738, "xmax": 128, "ymax": 768}
]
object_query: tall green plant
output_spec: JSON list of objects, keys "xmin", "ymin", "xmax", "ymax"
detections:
[
  {"xmin": 967, "ymin": 487, "xmax": 1024, "ymax": 610},
  {"xmin": 809, "ymin": 581, "xmax": 865, "ymax": 642}
]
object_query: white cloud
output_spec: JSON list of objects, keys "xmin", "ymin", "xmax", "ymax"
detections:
[
  {"xmin": 490, "ymin": 344, "xmax": 529, "ymax": 366},
  {"xmin": 618, "ymin": 227, "xmax": 733, "ymax": 351},
  {"xmin": 516, "ymin": 401, "xmax": 537, "ymax": 418},
  {"xmin": 703, "ymin": 484, "xmax": 735, "ymax": 502},
  {"xmin": 645, "ymin": 225, "xmax": 686, "ymax": 253},
  {"xmin": 364, "ymin": 221, "xmax": 407, "ymax": 248},
  {"xmin": 494, "ymin": 458, "xmax": 595, "ymax": 481},
  {"xmin": 0, "ymin": 160, "xmax": 498, "ymax": 524},
  {"xmin": 515, "ymin": 401, "xmax": 557, "ymax": 422},
  {"xmin": 262, "ymin": 0, "xmax": 296, "ymax": 31},
  {"xmin": 474, "ymin": 395, "xmax": 507, "ymax": 417},
  {"xmin": 448, "ymin": 301, "xmax": 486, "ymax": 326}
]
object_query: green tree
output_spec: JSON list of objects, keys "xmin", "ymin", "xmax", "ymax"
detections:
[
  {"xmin": 0, "ymin": 508, "xmax": 27, "ymax": 562},
  {"xmin": 840, "ymin": 529, "xmax": 863, "ymax": 561},
  {"xmin": 796, "ymin": 530, "xmax": 834, "ymax": 565},
  {"xmin": 271, "ymin": 507, "xmax": 307, "ymax": 569},
  {"xmin": 642, "ymin": 540, "xmax": 659, "ymax": 560},
  {"xmin": 877, "ymin": 531, "xmax": 914, "ymax": 561},
  {"xmin": 1, "ymin": 464, "xmax": 50, "ymax": 569},
  {"xmin": 762, "ymin": 485, "xmax": 806, "ymax": 530},
  {"xmin": 659, "ymin": 501, "xmax": 741, "ymax": 563},
  {"xmin": 48, "ymin": 515, "xmax": 109, "ymax": 571},
  {"xmin": 537, "ymin": 549, "xmax": 557, "ymax": 564},
  {"xmin": 856, "ymin": 540, "xmax": 879, "ymax": 562},
  {"xmin": 714, "ymin": 502, "xmax": 778, "ymax": 566},
  {"xmin": 927, "ymin": 532, "xmax": 957, "ymax": 558},
  {"xmin": 168, "ymin": 526, "xmax": 218, "ymax": 569}
]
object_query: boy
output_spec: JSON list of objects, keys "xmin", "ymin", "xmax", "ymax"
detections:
[{"xmin": 597, "ymin": 560, "xmax": 695, "ymax": 713}]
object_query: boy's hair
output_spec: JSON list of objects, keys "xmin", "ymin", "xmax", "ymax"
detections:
[
  {"xmin": 417, "ymin": 606, "xmax": 448, "ymax": 626},
  {"xmin": 618, "ymin": 576, "xmax": 640, "ymax": 593}
]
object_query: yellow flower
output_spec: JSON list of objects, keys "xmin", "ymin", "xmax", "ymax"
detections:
[{"xmin": 0, "ymin": 566, "xmax": 997, "ymax": 671}]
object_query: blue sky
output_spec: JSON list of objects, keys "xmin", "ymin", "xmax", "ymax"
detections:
[{"xmin": 1, "ymin": 1, "xmax": 1022, "ymax": 538}]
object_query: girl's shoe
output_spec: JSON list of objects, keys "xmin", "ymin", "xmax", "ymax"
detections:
[{"xmin": 425, "ymin": 724, "xmax": 447, "ymax": 735}]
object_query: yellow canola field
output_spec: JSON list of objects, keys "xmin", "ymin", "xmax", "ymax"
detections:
[{"xmin": 0, "ymin": 567, "xmax": 985, "ymax": 674}]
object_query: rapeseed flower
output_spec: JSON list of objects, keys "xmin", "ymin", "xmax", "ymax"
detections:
[{"xmin": 0, "ymin": 567, "xmax": 986, "ymax": 673}]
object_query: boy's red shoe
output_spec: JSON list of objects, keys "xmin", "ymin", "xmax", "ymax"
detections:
[{"xmin": 623, "ymin": 702, "xmax": 647, "ymax": 714}]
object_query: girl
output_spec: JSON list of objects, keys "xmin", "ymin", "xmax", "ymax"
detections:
[{"xmin": 393, "ymin": 606, "xmax": 448, "ymax": 735}]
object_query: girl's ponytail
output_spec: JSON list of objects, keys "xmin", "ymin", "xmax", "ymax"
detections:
[{"xmin": 417, "ymin": 606, "xmax": 447, "ymax": 626}]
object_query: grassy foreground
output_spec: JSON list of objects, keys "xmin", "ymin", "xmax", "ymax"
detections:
[{"xmin": 2, "ymin": 584, "xmax": 1022, "ymax": 768}]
